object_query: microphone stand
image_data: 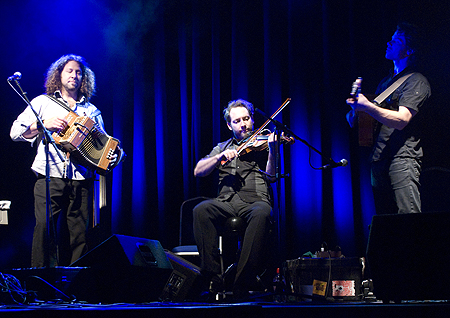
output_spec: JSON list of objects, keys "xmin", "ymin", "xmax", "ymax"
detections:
[
  {"xmin": 255, "ymin": 106, "xmax": 343, "ymax": 262},
  {"xmin": 274, "ymin": 127, "xmax": 286, "ymax": 260},
  {"xmin": 254, "ymin": 108, "xmax": 292, "ymax": 263},
  {"xmin": 8, "ymin": 78, "xmax": 65, "ymax": 268}
]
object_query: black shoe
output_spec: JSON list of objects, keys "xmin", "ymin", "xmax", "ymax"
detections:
[
  {"xmin": 209, "ymin": 274, "xmax": 224, "ymax": 294},
  {"xmin": 198, "ymin": 274, "xmax": 224, "ymax": 302}
]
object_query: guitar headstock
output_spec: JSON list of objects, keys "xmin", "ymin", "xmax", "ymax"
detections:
[{"xmin": 350, "ymin": 77, "xmax": 362, "ymax": 99}]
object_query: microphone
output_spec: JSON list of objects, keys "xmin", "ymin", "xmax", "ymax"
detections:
[
  {"xmin": 7, "ymin": 72, "xmax": 22, "ymax": 81},
  {"xmin": 320, "ymin": 158, "xmax": 348, "ymax": 170}
]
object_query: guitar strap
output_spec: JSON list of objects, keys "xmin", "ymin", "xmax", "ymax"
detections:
[
  {"xmin": 357, "ymin": 72, "xmax": 414, "ymax": 147},
  {"xmin": 373, "ymin": 72, "xmax": 414, "ymax": 105}
]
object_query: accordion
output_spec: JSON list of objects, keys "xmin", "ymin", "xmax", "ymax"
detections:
[{"xmin": 53, "ymin": 112, "xmax": 124, "ymax": 175}]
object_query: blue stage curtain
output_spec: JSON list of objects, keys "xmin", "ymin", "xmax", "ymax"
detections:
[{"xmin": 106, "ymin": 0, "xmax": 373, "ymax": 258}]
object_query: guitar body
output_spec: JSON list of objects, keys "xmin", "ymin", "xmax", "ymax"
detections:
[
  {"xmin": 357, "ymin": 110, "xmax": 377, "ymax": 147},
  {"xmin": 349, "ymin": 78, "xmax": 378, "ymax": 147},
  {"xmin": 349, "ymin": 74, "xmax": 413, "ymax": 147}
]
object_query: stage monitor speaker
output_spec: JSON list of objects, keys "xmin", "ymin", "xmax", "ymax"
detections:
[
  {"xmin": 160, "ymin": 250, "xmax": 205, "ymax": 302},
  {"xmin": 68, "ymin": 234, "xmax": 173, "ymax": 303},
  {"xmin": 366, "ymin": 212, "xmax": 450, "ymax": 302}
]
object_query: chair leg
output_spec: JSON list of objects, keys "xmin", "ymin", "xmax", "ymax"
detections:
[
  {"xmin": 221, "ymin": 235, "xmax": 242, "ymax": 281},
  {"xmin": 219, "ymin": 235, "xmax": 224, "ymax": 275},
  {"xmin": 222, "ymin": 262, "xmax": 237, "ymax": 280}
]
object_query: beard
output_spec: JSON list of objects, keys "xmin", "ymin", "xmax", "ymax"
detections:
[
  {"xmin": 242, "ymin": 130, "xmax": 253, "ymax": 139},
  {"xmin": 63, "ymin": 81, "xmax": 80, "ymax": 94}
]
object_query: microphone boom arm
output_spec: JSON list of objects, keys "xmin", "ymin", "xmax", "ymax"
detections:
[{"xmin": 255, "ymin": 107, "xmax": 347, "ymax": 170}]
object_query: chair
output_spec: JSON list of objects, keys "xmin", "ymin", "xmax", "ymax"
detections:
[
  {"xmin": 172, "ymin": 197, "xmax": 247, "ymax": 278},
  {"xmin": 172, "ymin": 197, "xmax": 209, "ymax": 264}
]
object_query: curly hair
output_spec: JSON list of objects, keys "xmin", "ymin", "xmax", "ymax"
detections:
[
  {"xmin": 45, "ymin": 54, "xmax": 96, "ymax": 100},
  {"xmin": 223, "ymin": 99, "xmax": 254, "ymax": 123}
]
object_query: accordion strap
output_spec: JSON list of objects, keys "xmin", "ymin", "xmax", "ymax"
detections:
[{"xmin": 44, "ymin": 94, "xmax": 77, "ymax": 115}]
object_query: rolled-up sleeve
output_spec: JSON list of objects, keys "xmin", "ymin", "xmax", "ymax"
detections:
[{"xmin": 10, "ymin": 105, "xmax": 39, "ymax": 144}]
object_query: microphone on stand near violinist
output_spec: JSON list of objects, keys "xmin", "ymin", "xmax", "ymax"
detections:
[{"xmin": 318, "ymin": 158, "xmax": 348, "ymax": 170}]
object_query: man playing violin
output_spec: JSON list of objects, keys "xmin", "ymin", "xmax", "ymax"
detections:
[{"xmin": 193, "ymin": 99, "xmax": 277, "ymax": 301}]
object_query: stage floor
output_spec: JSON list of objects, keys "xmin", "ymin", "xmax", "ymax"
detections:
[
  {"xmin": 2, "ymin": 259, "xmax": 449, "ymax": 317},
  {"xmin": 1, "ymin": 299, "xmax": 449, "ymax": 318}
]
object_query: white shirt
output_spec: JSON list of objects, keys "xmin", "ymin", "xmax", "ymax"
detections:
[{"xmin": 10, "ymin": 91, "xmax": 105, "ymax": 180}]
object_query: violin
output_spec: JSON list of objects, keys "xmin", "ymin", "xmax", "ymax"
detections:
[
  {"xmin": 220, "ymin": 131, "xmax": 294, "ymax": 166},
  {"xmin": 238, "ymin": 132, "xmax": 295, "ymax": 155}
]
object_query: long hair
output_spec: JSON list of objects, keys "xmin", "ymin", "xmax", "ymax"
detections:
[{"xmin": 45, "ymin": 54, "xmax": 96, "ymax": 100}]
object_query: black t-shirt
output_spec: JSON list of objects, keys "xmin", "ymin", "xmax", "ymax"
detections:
[
  {"xmin": 372, "ymin": 68, "xmax": 431, "ymax": 161},
  {"xmin": 206, "ymin": 137, "xmax": 272, "ymax": 205}
]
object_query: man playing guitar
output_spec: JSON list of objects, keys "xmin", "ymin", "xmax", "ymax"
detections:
[{"xmin": 346, "ymin": 23, "xmax": 431, "ymax": 215}]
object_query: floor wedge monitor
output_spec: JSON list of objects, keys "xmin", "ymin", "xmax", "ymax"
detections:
[
  {"xmin": 366, "ymin": 212, "xmax": 450, "ymax": 302},
  {"xmin": 69, "ymin": 234, "xmax": 173, "ymax": 303}
]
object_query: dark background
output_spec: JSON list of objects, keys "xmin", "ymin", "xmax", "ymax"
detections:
[{"xmin": 1, "ymin": 0, "xmax": 449, "ymax": 270}]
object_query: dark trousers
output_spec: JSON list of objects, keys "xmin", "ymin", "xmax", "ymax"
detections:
[
  {"xmin": 32, "ymin": 176, "xmax": 93, "ymax": 267},
  {"xmin": 193, "ymin": 194, "xmax": 272, "ymax": 291},
  {"xmin": 371, "ymin": 157, "xmax": 421, "ymax": 214}
]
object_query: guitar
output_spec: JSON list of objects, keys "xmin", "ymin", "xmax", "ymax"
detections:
[{"xmin": 349, "ymin": 77, "xmax": 378, "ymax": 147}]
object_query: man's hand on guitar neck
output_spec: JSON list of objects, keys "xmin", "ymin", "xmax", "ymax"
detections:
[
  {"xmin": 346, "ymin": 92, "xmax": 371, "ymax": 112},
  {"xmin": 345, "ymin": 92, "xmax": 368, "ymax": 128},
  {"xmin": 346, "ymin": 77, "xmax": 362, "ymax": 128}
]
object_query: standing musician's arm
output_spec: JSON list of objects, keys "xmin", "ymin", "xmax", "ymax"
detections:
[
  {"xmin": 21, "ymin": 121, "xmax": 45, "ymax": 139},
  {"xmin": 347, "ymin": 93, "xmax": 415, "ymax": 130},
  {"xmin": 21, "ymin": 116, "xmax": 68, "ymax": 139},
  {"xmin": 363, "ymin": 103, "xmax": 414, "ymax": 130}
]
